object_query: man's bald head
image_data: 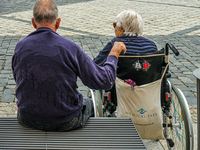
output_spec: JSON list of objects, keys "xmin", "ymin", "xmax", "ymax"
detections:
[{"xmin": 33, "ymin": 0, "xmax": 58, "ymax": 26}]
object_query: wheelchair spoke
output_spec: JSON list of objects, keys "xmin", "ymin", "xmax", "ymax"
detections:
[
  {"xmin": 164, "ymin": 85, "xmax": 194, "ymax": 150},
  {"xmin": 169, "ymin": 91, "xmax": 186, "ymax": 150}
]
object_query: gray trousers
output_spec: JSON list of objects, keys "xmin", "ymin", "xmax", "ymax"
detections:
[{"xmin": 17, "ymin": 97, "xmax": 94, "ymax": 131}]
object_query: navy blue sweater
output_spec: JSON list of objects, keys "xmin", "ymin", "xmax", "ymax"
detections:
[
  {"xmin": 94, "ymin": 35, "xmax": 157, "ymax": 66},
  {"xmin": 12, "ymin": 27, "xmax": 118, "ymax": 124}
]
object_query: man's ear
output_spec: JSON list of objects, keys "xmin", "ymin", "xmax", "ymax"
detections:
[
  {"xmin": 32, "ymin": 18, "xmax": 37, "ymax": 29},
  {"xmin": 55, "ymin": 18, "xmax": 61, "ymax": 29}
]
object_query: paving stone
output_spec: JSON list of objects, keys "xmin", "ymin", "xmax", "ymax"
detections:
[
  {"xmin": 186, "ymin": 74, "xmax": 197, "ymax": 82},
  {"xmin": 0, "ymin": 111, "xmax": 5, "ymax": 115},
  {"xmin": 3, "ymin": 88, "xmax": 15, "ymax": 95},
  {"xmin": 6, "ymin": 110, "xmax": 16, "ymax": 115},
  {"xmin": 0, "ymin": 82, "xmax": 7, "ymax": 87},
  {"xmin": 179, "ymin": 67, "xmax": 191, "ymax": 72},
  {"xmin": 0, "ymin": 87, "xmax": 4, "ymax": 92},
  {"xmin": 79, "ymin": 90, "xmax": 87, "ymax": 97},
  {"xmin": 0, "ymin": 75, "xmax": 8, "ymax": 79},
  {"xmin": 0, "ymin": 103, "xmax": 9, "ymax": 107},
  {"xmin": 183, "ymin": 72, "xmax": 194, "ymax": 75},
  {"xmin": 177, "ymin": 84, "xmax": 191, "ymax": 91},
  {"xmin": 77, "ymin": 85, "xmax": 87, "ymax": 91},
  {"xmin": 1, "ymin": 70, "xmax": 10, "ymax": 74},
  {"xmin": 188, "ymin": 67, "xmax": 198, "ymax": 72},
  {"xmin": 1, "ymin": 93, "xmax": 14, "ymax": 102},
  {"xmin": 172, "ymin": 72, "xmax": 185, "ymax": 77},
  {"xmin": 185, "ymin": 83, "xmax": 197, "ymax": 88},
  {"xmin": 182, "ymin": 90, "xmax": 195, "ymax": 97},
  {"xmin": 190, "ymin": 87, "xmax": 197, "ymax": 93},
  {"xmin": 9, "ymin": 74, "xmax": 14, "ymax": 80},
  {"xmin": 186, "ymin": 97, "xmax": 197, "ymax": 105},
  {"xmin": 7, "ymin": 80, "xmax": 16, "ymax": 85},
  {"xmin": 169, "ymin": 73, "xmax": 176, "ymax": 78},
  {"xmin": 178, "ymin": 77, "xmax": 195, "ymax": 84},
  {"xmin": 0, "ymin": 78, "xmax": 8, "ymax": 83},
  {"xmin": 168, "ymin": 78, "xmax": 183, "ymax": 85}
]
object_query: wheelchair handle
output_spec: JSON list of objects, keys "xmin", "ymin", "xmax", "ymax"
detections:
[{"xmin": 165, "ymin": 43, "xmax": 179, "ymax": 56}]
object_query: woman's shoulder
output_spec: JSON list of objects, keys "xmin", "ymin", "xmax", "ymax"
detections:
[
  {"xmin": 112, "ymin": 35, "xmax": 151, "ymax": 42},
  {"xmin": 136, "ymin": 36, "xmax": 155, "ymax": 43},
  {"xmin": 111, "ymin": 35, "xmax": 157, "ymax": 49},
  {"xmin": 111, "ymin": 35, "xmax": 129, "ymax": 44}
]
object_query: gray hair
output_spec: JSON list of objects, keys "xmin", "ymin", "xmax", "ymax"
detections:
[
  {"xmin": 116, "ymin": 10, "xmax": 143, "ymax": 36},
  {"xmin": 33, "ymin": 0, "xmax": 58, "ymax": 25}
]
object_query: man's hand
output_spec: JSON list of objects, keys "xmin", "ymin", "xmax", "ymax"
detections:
[{"xmin": 109, "ymin": 42, "xmax": 126, "ymax": 58}]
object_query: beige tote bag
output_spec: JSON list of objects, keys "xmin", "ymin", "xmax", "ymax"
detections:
[{"xmin": 115, "ymin": 65, "xmax": 168, "ymax": 139}]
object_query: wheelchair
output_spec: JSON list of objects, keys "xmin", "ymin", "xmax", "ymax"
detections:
[{"xmin": 87, "ymin": 43, "xmax": 194, "ymax": 150}]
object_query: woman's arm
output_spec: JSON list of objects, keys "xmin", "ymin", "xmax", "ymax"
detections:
[{"xmin": 93, "ymin": 42, "xmax": 113, "ymax": 66}]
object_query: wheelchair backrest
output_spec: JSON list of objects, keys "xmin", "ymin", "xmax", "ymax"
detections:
[{"xmin": 117, "ymin": 48, "xmax": 165, "ymax": 86}]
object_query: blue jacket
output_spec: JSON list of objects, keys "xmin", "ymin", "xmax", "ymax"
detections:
[
  {"xmin": 12, "ymin": 27, "xmax": 118, "ymax": 124},
  {"xmin": 94, "ymin": 35, "xmax": 157, "ymax": 66}
]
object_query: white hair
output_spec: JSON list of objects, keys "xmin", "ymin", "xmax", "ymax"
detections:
[
  {"xmin": 116, "ymin": 10, "xmax": 143, "ymax": 36},
  {"xmin": 33, "ymin": 0, "xmax": 58, "ymax": 26}
]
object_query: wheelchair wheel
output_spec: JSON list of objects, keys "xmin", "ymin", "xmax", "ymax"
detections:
[
  {"xmin": 164, "ymin": 84, "xmax": 194, "ymax": 150},
  {"xmin": 87, "ymin": 89, "xmax": 103, "ymax": 117}
]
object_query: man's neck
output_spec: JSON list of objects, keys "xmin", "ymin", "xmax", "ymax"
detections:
[{"xmin": 37, "ymin": 25, "xmax": 56, "ymax": 32}]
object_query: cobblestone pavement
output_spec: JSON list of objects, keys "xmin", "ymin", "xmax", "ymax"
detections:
[{"xmin": 0, "ymin": 0, "xmax": 200, "ymax": 149}]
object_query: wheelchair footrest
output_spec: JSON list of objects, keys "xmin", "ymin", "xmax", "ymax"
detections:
[{"xmin": 166, "ymin": 139, "xmax": 174, "ymax": 148}]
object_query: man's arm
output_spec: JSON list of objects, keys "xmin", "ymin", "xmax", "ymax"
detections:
[{"xmin": 77, "ymin": 42, "xmax": 126, "ymax": 90}]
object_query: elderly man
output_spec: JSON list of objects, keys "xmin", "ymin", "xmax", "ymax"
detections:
[{"xmin": 12, "ymin": 0, "xmax": 126, "ymax": 131}]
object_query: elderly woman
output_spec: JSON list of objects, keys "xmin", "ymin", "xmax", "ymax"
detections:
[
  {"xmin": 94, "ymin": 10, "xmax": 157, "ymax": 66},
  {"xmin": 93, "ymin": 10, "xmax": 158, "ymax": 116}
]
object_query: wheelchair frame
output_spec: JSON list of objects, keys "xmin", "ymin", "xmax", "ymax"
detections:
[{"xmin": 87, "ymin": 43, "xmax": 194, "ymax": 150}]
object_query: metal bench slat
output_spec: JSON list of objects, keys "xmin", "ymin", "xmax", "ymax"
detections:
[{"xmin": 0, "ymin": 117, "xmax": 146, "ymax": 150}]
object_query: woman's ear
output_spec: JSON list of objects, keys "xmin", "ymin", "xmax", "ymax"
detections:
[{"xmin": 121, "ymin": 26, "xmax": 125, "ymax": 32}]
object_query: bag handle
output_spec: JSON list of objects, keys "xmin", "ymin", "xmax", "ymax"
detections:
[{"xmin": 161, "ymin": 64, "xmax": 169, "ymax": 80}]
